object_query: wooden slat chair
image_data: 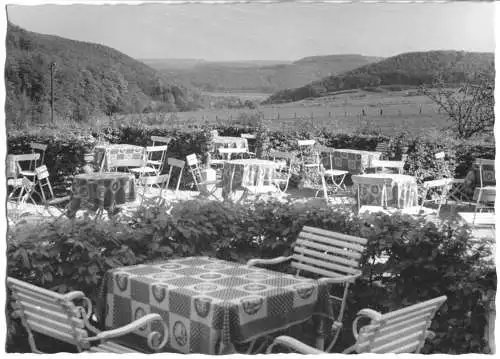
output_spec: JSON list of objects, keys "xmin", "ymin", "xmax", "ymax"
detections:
[
  {"xmin": 267, "ymin": 295, "xmax": 447, "ymax": 354},
  {"xmin": 35, "ymin": 165, "xmax": 71, "ymax": 217},
  {"xmin": 7, "ymin": 277, "xmax": 169, "ymax": 353},
  {"xmin": 130, "ymin": 145, "xmax": 169, "ymax": 176},
  {"xmin": 248, "ymin": 226, "xmax": 368, "ymax": 351},
  {"xmin": 186, "ymin": 154, "xmax": 221, "ymax": 200}
]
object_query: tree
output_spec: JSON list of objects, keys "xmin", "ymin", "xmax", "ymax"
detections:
[{"xmin": 419, "ymin": 74, "xmax": 494, "ymax": 139}]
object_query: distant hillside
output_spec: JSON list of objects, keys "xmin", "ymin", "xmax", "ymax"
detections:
[
  {"xmin": 144, "ymin": 55, "xmax": 381, "ymax": 93},
  {"xmin": 5, "ymin": 23, "xmax": 200, "ymax": 127},
  {"xmin": 264, "ymin": 51, "xmax": 495, "ymax": 104}
]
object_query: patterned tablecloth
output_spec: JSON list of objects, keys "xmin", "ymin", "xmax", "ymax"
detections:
[
  {"xmin": 221, "ymin": 159, "xmax": 278, "ymax": 199},
  {"xmin": 94, "ymin": 144, "xmax": 145, "ymax": 172},
  {"xmin": 321, "ymin": 149, "xmax": 381, "ymax": 175},
  {"xmin": 102, "ymin": 257, "xmax": 332, "ymax": 354},
  {"xmin": 66, "ymin": 172, "xmax": 136, "ymax": 217},
  {"xmin": 352, "ymin": 173, "xmax": 418, "ymax": 209}
]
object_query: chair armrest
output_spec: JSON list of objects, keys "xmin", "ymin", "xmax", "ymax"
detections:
[
  {"xmin": 247, "ymin": 256, "xmax": 293, "ymax": 267},
  {"xmin": 318, "ymin": 272, "xmax": 362, "ymax": 285},
  {"xmin": 425, "ymin": 330, "xmax": 436, "ymax": 341},
  {"xmin": 85, "ymin": 313, "xmax": 168, "ymax": 351},
  {"xmin": 351, "ymin": 309, "xmax": 383, "ymax": 340},
  {"xmin": 266, "ymin": 336, "xmax": 324, "ymax": 354}
]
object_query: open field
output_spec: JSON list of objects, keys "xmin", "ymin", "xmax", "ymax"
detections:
[{"xmin": 174, "ymin": 90, "xmax": 450, "ymax": 135}]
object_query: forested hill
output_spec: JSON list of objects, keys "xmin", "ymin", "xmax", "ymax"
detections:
[
  {"xmin": 5, "ymin": 23, "xmax": 200, "ymax": 127},
  {"xmin": 264, "ymin": 51, "xmax": 495, "ymax": 104},
  {"xmin": 144, "ymin": 54, "xmax": 382, "ymax": 93}
]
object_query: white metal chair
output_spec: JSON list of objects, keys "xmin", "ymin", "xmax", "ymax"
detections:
[
  {"xmin": 138, "ymin": 157, "xmax": 185, "ymax": 205},
  {"xmin": 370, "ymin": 159, "xmax": 405, "ymax": 174},
  {"xmin": 474, "ymin": 159, "xmax": 496, "ymax": 222},
  {"xmin": 130, "ymin": 145, "xmax": 169, "ymax": 176},
  {"xmin": 186, "ymin": 154, "xmax": 221, "ymax": 200},
  {"xmin": 269, "ymin": 150, "xmax": 294, "ymax": 193},
  {"xmin": 297, "ymin": 139, "xmax": 320, "ymax": 169},
  {"xmin": 151, "ymin": 135, "xmax": 172, "ymax": 146},
  {"xmin": 320, "ymin": 147, "xmax": 349, "ymax": 192},
  {"xmin": 266, "ymin": 295, "xmax": 447, "ymax": 354},
  {"xmin": 240, "ymin": 133, "xmax": 257, "ymax": 158},
  {"xmin": 7, "ymin": 277, "xmax": 169, "ymax": 353},
  {"xmin": 248, "ymin": 226, "xmax": 368, "ymax": 351},
  {"xmin": 35, "ymin": 165, "xmax": 71, "ymax": 217}
]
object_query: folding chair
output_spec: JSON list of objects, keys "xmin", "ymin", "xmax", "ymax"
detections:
[
  {"xmin": 240, "ymin": 133, "xmax": 257, "ymax": 158},
  {"xmin": 404, "ymin": 178, "xmax": 454, "ymax": 217},
  {"xmin": 130, "ymin": 145, "xmax": 169, "ymax": 176},
  {"xmin": 248, "ymin": 226, "xmax": 368, "ymax": 352},
  {"xmin": 30, "ymin": 142, "xmax": 48, "ymax": 168},
  {"xmin": 151, "ymin": 135, "xmax": 172, "ymax": 146},
  {"xmin": 321, "ymin": 147, "xmax": 349, "ymax": 192},
  {"xmin": 474, "ymin": 159, "xmax": 496, "ymax": 220},
  {"xmin": 186, "ymin": 154, "xmax": 221, "ymax": 200},
  {"xmin": 370, "ymin": 159, "xmax": 405, "ymax": 174},
  {"xmin": 297, "ymin": 139, "xmax": 320, "ymax": 169},
  {"xmin": 138, "ymin": 158, "xmax": 185, "ymax": 205},
  {"xmin": 269, "ymin": 150, "xmax": 294, "ymax": 193},
  {"xmin": 35, "ymin": 165, "xmax": 71, "ymax": 217},
  {"xmin": 267, "ymin": 295, "xmax": 447, "ymax": 354}
]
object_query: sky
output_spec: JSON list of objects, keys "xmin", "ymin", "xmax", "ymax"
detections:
[{"xmin": 4, "ymin": 1, "xmax": 498, "ymax": 62}]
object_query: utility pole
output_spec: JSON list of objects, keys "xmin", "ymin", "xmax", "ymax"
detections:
[{"xmin": 50, "ymin": 62, "xmax": 56, "ymax": 125}]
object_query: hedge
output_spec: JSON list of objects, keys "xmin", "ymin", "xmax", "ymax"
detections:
[
  {"xmin": 7, "ymin": 198, "xmax": 495, "ymax": 354},
  {"xmin": 7, "ymin": 125, "xmax": 494, "ymax": 201}
]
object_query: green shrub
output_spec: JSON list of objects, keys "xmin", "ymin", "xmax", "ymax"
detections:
[{"xmin": 7, "ymin": 198, "xmax": 494, "ymax": 354}]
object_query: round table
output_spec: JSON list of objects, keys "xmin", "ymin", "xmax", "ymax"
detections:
[
  {"xmin": 352, "ymin": 173, "xmax": 418, "ymax": 209},
  {"xmin": 222, "ymin": 159, "xmax": 279, "ymax": 199},
  {"xmin": 66, "ymin": 172, "xmax": 136, "ymax": 218}
]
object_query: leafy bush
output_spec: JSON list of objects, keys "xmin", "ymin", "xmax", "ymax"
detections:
[{"xmin": 7, "ymin": 198, "xmax": 494, "ymax": 354}]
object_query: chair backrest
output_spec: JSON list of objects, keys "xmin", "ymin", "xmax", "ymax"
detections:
[
  {"xmin": 146, "ymin": 145, "xmax": 169, "ymax": 173},
  {"xmin": 35, "ymin": 165, "xmax": 56, "ymax": 203},
  {"xmin": 106, "ymin": 148, "xmax": 146, "ymax": 170},
  {"xmin": 7, "ymin": 277, "xmax": 90, "ymax": 352},
  {"xmin": 371, "ymin": 160, "xmax": 405, "ymax": 174},
  {"xmin": 353, "ymin": 295, "xmax": 447, "ymax": 353},
  {"xmin": 30, "ymin": 142, "xmax": 48, "ymax": 169},
  {"xmin": 10, "ymin": 153, "xmax": 40, "ymax": 174},
  {"xmin": 166, "ymin": 158, "xmax": 185, "ymax": 193},
  {"xmin": 475, "ymin": 158, "xmax": 496, "ymax": 187},
  {"xmin": 375, "ymin": 142, "xmax": 389, "ymax": 153},
  {"xmin": 186, "ymin": 154, "xmax": 203, "ymax": 189},
  {"xmin": 151, "ymin": 136, "xmax": 172, "ymax": 146},
  {"xmin": 291, "ymin": 226, "xmax": 367, "ymax": 280}
]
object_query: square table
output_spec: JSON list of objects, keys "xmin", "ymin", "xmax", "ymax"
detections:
[
  {"xmin": 321, "ymin": 149, "xmax": 382, "ymax": 175},
  {"xmin": 65, "ymin": 172, "xmax": 136, "ymax": 218},
  {"xmin": 352, "ymin": 173, "xmax": 418, "ymax": 209},
  {"xmin": 94, "ymin": 144, "xmax": 145, "ymax": 172},
  {"xmin": 221, "ymin": 159, "xmax": 279, "ymax": 199},
  {"xmin": 102, "ymin": 256, "xmax": 332, "ymax": 354}
]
